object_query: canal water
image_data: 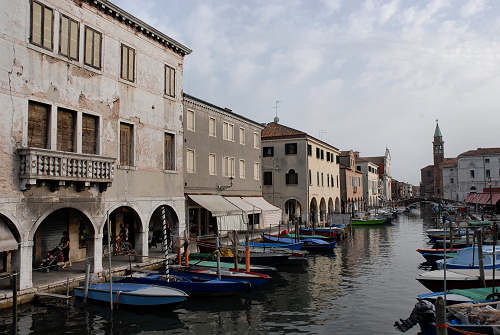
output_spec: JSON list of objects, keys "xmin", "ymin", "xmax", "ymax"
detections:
[{"xmin": 1, "ymin": 208, "xmax": 436, "ymax": 335}]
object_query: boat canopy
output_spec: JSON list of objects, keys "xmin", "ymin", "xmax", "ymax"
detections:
[{"xmin": 0, "ymin": 220, "xmax": 18, "ymax": 252}]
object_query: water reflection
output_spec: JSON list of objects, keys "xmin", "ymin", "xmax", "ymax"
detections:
[{"xmin": 1, "ymin": 212, "xmax": 436, "ymax": 335}]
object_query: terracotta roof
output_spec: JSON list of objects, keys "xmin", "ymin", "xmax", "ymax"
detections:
[
  {"xmin": 261, "ymin": 122, "xmax": 306, "ymax": 139},
  {"xmin": 458, "ymin": 148, "xmax": 500, "ymax": 157},
  {"xmin": 440, "ymin": 158, "xmax": 457, "ymax": 167},
  {"xmin": 261, "ymin": 122, "xmax": 339, "ymax": 151},
  {"xmin": 358, "ymin": 156, "xmax": 384, "ymax": 165}
]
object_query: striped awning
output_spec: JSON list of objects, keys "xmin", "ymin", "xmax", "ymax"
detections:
[{"xmin": 466, "ymin": 193, "xmax": 500, "ymax": 205}]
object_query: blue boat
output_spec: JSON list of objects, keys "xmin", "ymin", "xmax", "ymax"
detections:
[
  {"xmin": 242, "ymin": 241, "xmax": 304, "ymax": 250},
  {"xmin": 74, "ymin": 282, "xmax": 188, "ymax": 306},
  {"xmin": 118, "ymin": 273, "xmax": 250, "ymax": 297},
  {"xmin": 301, "ymin": 238, "xmax": 336, "ymax": 252},
  {"xmin": 436, "ymin": 246, "xmax": 500, "ymax": 270},
  {"xmin": 168, "ymin": 267, "xmax": 271, "ymax": 287}
]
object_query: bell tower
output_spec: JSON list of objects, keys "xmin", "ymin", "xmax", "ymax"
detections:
[{"xmin": 433, "ymin": 120, "xmax": 444, "ymax": 166}]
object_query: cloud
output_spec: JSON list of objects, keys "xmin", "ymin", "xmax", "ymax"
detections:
[{"xmin": 460, "ymin": 0, "xmax": 486, "ymax": 18}]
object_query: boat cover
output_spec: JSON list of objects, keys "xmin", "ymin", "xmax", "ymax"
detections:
[{"xmin": 0, "ymin": 219, "xmax": 18, "ymax": 252}]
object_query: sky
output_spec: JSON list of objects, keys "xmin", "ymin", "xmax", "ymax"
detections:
[{"xmin": 113, "ymin": 0, "xmax": 500, "ymax": 185}]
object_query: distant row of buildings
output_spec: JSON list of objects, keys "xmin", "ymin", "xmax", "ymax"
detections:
[
  {"xmin": 420, "ymin": 123, "xmax": 500, "ymax": 212},
  {"xmin": 391, "ymin": 180, "xmax": 419, "ymax": 200},
  {"xmin": 0, "ymin": 0, "xmax": 394, "ymax": 290}
]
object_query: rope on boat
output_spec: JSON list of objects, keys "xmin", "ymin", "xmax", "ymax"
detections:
[{"xmin": 435, "ymin": 323, "xmax": 485, "ymax": 335}]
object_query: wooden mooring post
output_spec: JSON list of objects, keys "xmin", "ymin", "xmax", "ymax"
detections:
[
  {"xmin": 232, "ymin": 231, "xmax": 238, "ymax": 271},
  {"xmin": 84, "ymin": 262, "xmax": 91, "ymax": 304},
  {"xmin": 11, "ymin": 273, "xmax": 17, "ymax": 335},
  {"xmin": 435, "ymin": 296, "xmax": 447, "ymax": 335},
  {"xmin": 477, "ymin": 230, "xmax": 486, "ymax": 288}
]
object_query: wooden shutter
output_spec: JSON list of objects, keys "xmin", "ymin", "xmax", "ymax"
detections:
[
  {"xmin": 84, "ymin": 27, "xmax": 92, "ymax": 66},
  {"xmin": 28, "ymin": 101, "xmax": 49, "ymax": 149},
  {"xmin": 59, "ymin": 16, "xmax": 69, "ymax": 56},
  {"xmin": 42, "ymin": 7, "xmax": 53, "ymax": 49},
  {"xmin": 120, "ymin": 123, "xmax": 132, "ymax": 166},
  {"xmin": 82, "ymin": 114, "xmax": 97, "ymax": 154},
  {"xmin": 165, "ymin": 133, "xmax": 174, "ymax": 170},
  {"xmin": 93, "ymin": 31, "xmax": 101, "ymax": 68},
  {"xmin": 57, "ymin": 108, "xmax": 75, "ymax": 152},
  {"xmin": 31, "ymin": 2, "xmax": 42, "ymax": 46},
  {"xmin": 69, "ymin": 20, "xmax": 79, "ymax": 60}
]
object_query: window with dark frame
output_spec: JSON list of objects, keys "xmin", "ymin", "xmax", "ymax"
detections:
[
  {"xmin": 57, "ymin": 108, "xmax": 76, "ymax": 152},
  {"xmin": 263, "ymin": 171, "xmax": 273, "ymax": 185},
  {"xmin": 165, "ymin": 65, "xmax": 175, "ymax": 97},
  {"xmin": 82, "ymin": 113, "xmax": 98, "ymax": 154},
  {"xmin": 28, "ymin": 101, "xmax": 50, "ymax": 149},
  {"xmin": 263, "ymin": 146, "xmax": 274, "ymax": 157},
  {"xmin": 307, "ymin": 144, "xmax": 312, "ymax": 156},
  {"xmin": 285, "ymin": 143, "xmax": 297, "ymax": 155},
  {"xmin": 317, "ymin": 172, "xmax": 320, "ymax": 185},
  {"xmin": 321, "ymin": 149, "xmax": 324, "ymax": 160},
  {"xmin": 286, "ymin": 169, "xmax": 298, "ymax": 185},
  {"xmin": 486, "ymin": 169, "xmax": 491, "ymax": 178},
  {"xmin": 120, "ymin": 123, "xmax": 133, "ymax": 166},
  {"xmin": 316, "ymin": 147, "xmax": 320, "ymax": 159},
  {"xmin": 327, "ymin": 152, "xmax": 330, "ymax": 161},
  {"xmin": 84, "ymin": 26, "xmax": 102, "ymax": 69},
  {"xmin": 59, "ymin": 14, "xmax": 79, "ymax": 60},
  {"xmin": 470, "ymin": 170, "xmax": 475, "ymax": 178},
  {"xmin": 30, "ymin": 1, "xmax": 53, "ymax": 51},
  {"xmin": 164, "ymin": 133, "xmax": 175, "ymax": 170},
  {"xmin": 121, "ymin": 44, "xmax": 135, "ymax": 82},
  {"xmin": 309, "ymin": 169, "xmax": 312, "ymax": 185}
]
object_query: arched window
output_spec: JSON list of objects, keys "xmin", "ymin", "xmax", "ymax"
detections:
[{"xmin": 286, "ymin": 169, "xmax": 298, "ymax": 185}]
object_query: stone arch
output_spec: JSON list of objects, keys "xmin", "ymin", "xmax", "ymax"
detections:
[
  {"xmin": 327, "ymin": 198, "xmax": 334, "ymax": 224},
  {"xmin": 284, "ymin": 198, "xmax": 302, "ymax": 223},
  {"xmin": 335, "ymin": 197, "xmax": 340, "ymax": 213},
  {"xmin": 310, "ymin": 198, "xmax": 318, "ymax": 225},
  {"xmin": 148, "ymin": 205, "xmax": 180, "ymax": 251},
  {"xmin": 0, "ymin": 212, "xmax": 21, "ymax": 243},
  {"xmin": 104, "ymin": 206, "xmax": 142, "ymax": 250},
  {"xmin": 100, "ymin": 203, "xmax": 146, "ymax": 235},
  {"xmin": 319, "ymin": 198, "xmax": 326, "ymax": 224},
  {"xmin": 29, "ymin": 206, "xmax": 96, "ymax": 241},
  {"xmin": 32, "ymin": 208, "xmax": 96, "ymax": 267}
]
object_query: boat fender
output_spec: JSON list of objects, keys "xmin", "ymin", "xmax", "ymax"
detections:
[{"xmin": 115, "ymin": 290, "xmax": 122, "ymax": 308}]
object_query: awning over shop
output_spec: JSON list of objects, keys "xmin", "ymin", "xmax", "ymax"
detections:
[
  {"xmin": 466, "ymin": 193, "xmax": 500, "ymax": 205},
  {"xmin": 188, "ymin": 195, "xmax": 247, "ymax": 231},
  {"xmin": 225, "ymin": 197, "xmax": 261, "ymax": 215},
  {"xmin": 242, "ymin": 197, "xmax": 281, "ymax": 212},
  {"xmin": 0, "ymin": 220, "xmax": 18, "ymax": 252}
]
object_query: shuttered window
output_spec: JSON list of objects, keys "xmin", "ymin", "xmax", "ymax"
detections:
[
  {"xmin": 239, "ymin": 128, "xmax": 245, "ymax": 145},
  {"xmin": 164, "ymin": 133, "xmax": 175, "ymax": 170},
  {"xmin": 186, "ymin": 149, "xmax": 195, "ymax": 173},
  {"xmin": 165, "ymin": 65, "xmax": 175, "ymax": 97},
  {"xmin": 82, "ymin": 114, "xmax": 98, "ymax": 154},
  {"xmin": 84, "ymin": 26, "xmax": 102, "ymax": 69},
  {"xmin": 57, "ymin": 108, "xmax": 76, "ymax": 152},
  {"xmin": 30, "ymin": 1, "xmax": 53, "ymax": 50},
  {"xmin": 59, "ymin": 14, "xmax": 79, "ymax": 60},
  {"xmin": 120, "ymin": 44, "xmax": 135, "ymax": 82},
  {"xmin": 254, "ymin": 162, "xmax": 260, "ymax": 181},
  {"xmin": 209, "ymin": 117, "xmax": 216, "ymax": 137},
  {"xmin": 253, "ymin": 133, "xmax": 259, "ymax": 148},
  {"xmin": 120, "ymin": 123, "xmax": 133, "ymax": 166},
  {"xmin": 186, "ymin": 110, "xmax": 195, "ymax": 131},
  {"xmin": 239, "ymin": 159, "xmax": 245, "ymax": 179},
  {"xmin": 28, "ymin": 101, "xmax": 50, "ymax": 149},
  {"xmin": 209, "ymin": 154, "xmax": 216, "ymax": 175}
]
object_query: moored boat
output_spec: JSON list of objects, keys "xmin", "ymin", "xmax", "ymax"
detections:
[
  {"xmin": 74, "ymin": 282, "xmax": 188, "ymax": 306},
  {"xmin": 168, "ymin": 267, "xmax": 271, "ymax": 287},
  {"xmin": 189, "ymin": 260, "xmax": 277, "ymax": 275},
  {"xmin": 118, "ymin": 273, "xmax": 250, "ymax": 297},
  {"xmin": 351, "ymin": 218, "xmax": 386, "ymax": 225},
  {"xmin": 416, "ymin": 268, "xmax": 500, "ymax": 292}
]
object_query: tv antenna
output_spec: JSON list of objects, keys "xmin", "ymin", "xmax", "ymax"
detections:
[{"xmin": 273, "ymin": 100, "xmax": 281, "ymax": 122}]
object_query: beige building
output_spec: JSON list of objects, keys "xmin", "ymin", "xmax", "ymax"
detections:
[
  {"xmin": 261, "ymin": 120, "xmax": 341, "ymax": 226},
  {"xmin": 356, "ymin": 159, "xmax": 380, "ymax": 209},
  {"xmin": 0, "ymin": 0, "xmax": 190, "ymax": 289}
]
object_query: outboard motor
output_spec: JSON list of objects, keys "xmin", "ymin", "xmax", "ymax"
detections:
[{"xmin": 394, "ymin": 300, "xmax": 435, "ymax": 332}]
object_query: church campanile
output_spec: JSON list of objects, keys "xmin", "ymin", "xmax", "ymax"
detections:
[{"xmin": 433, "ymin": 121, "xmax": 444, "ymax": 197}]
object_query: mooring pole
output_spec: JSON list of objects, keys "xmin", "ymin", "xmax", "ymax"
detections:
[
  {"xmin": 106, "ymin": 210, "xmax": 113, "ymax": 312},
  {"xmin": 245, "ymin": 231, "xmax": 250, "ymax": 273},
  {"xmin": 232, "ymin": 231, "xmax": 238, "ymax": 271},
  {"xmin": 478, "ymin": 230, "xmax": 486, "ymax": 288},
  {"xmin": 161, "ymin": 206, "xmax": 170, "ymax": 282},
  {"xmin": 435, "ymin": 296, "xmax": 447, "ymax": 335},
  {"xmin": 492, "ymin": 223, "xmax": 497, "ymax": 295},
  {"xmin": 11, "ymin": 273, "xmax": 17, "ymax": 335},
  {"xmin": 216, "ymin": 235, "xmax": 221, "ymax": 280},
  {"xmin": 84, "ymin": 262, "xmax": 91, "ymax": 304}
]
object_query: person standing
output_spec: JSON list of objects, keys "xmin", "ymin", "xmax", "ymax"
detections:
[{"xmin": 60, "ymin": 231, "xmax": 71, "ymax": 268}]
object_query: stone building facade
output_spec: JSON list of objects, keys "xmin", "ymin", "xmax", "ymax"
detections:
[
  {"xmin": 358, "ymin": 148, "xmax": 392, "ymax": 204},
  {"xmin": 183, "ymin": 94, "xmax": 280, "ymax": 236},
  {"xmin": 339, "ymin": 151, "xmax": 364, "ymax": 214},
  {"xmin": 261, "ymin": 120, "xmax": 341, "ymax": 226},
  {"xmin": 355, "ymin": 159, "xmax": 380, "ymax": 209},
  {"xmin": 0, "ymin": 0, "xmax": 190, "ymax": 289}
]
